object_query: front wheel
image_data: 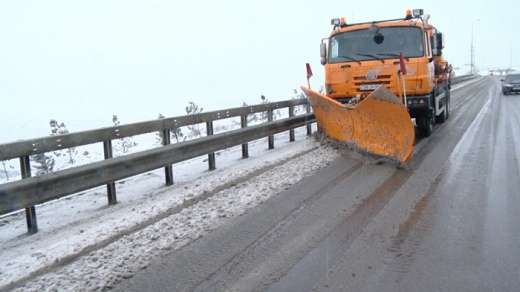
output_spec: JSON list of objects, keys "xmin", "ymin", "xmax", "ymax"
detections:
[{"xmin": 418, "ymin": 114, "xmax": 434, "ymax": 137}]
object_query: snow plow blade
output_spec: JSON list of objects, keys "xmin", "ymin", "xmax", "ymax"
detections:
[{"xmin": 302, "ymin": 86, "xmax": 415, "ymax": 163}]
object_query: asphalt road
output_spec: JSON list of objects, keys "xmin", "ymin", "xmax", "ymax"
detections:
[{"xmin": 114, "ymin": 77, "xmax": 520, "ymax": 292}]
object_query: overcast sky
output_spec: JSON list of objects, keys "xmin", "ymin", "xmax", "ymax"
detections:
[{"xmin": 0, "ymin": 0, "xmax": 517, "ymax": 141}]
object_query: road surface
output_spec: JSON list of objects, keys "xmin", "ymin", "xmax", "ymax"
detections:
[{"xmin": 114, "ymin": 77, "xmax": 520, "ymax": 292}]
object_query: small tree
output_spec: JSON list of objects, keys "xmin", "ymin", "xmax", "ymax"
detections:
[
  {"xmin": 171, "ymin": 127, "xmax": 185, "ymax": 143},
  {"xmin": 291, "ymin": 89, "xmax": 307, "ymax": 114},
  {"xmin": 32, "ymin": 152, "xmax": 55, "ymax": 176},
  {"xmin": 112, "ymin": 115, "xmax": 138, "ymax": 154},
  {"xmin": 185, "ymin": 102, "xmax": 204, "ymax": 138},
  {"xmin": 50, "ymin": 119, "xmax": 78, "ymax": 165},
  {"xmin": 260, "ymin": 95, "xmax": 269, "ymax": 121},
  {"xmin": 155, "ymin": 114, "xmax": 166, "ymax": 146},
  {"xmin": 1, "ymin": 161, "xmax": 10, "ymax": 181},
  {"xmin": 259, "ymin": 94, "xmax": 281, "ymax": 121},
  {"xmin": 156, "ymin": 113, "xmax": 185, "ymax": 144},
  {"xmin": 241, "ymin": 101, "xmax": 259, "ymax": 124}
]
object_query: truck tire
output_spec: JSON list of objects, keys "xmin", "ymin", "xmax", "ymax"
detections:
[
  {"xmin": 436, "ymin": 107, "xmax": 447, "ymax": 124},
  {"xmin": 436, "ymin": 88, "xmax": 450, "ymax": 123},
  {"xmin": 418, "ymin": 114, "xmax": 434, "ymax": 137},
  {"xmin": 445, "ymin": 89, "xmax": 451, "ymax": 120}
]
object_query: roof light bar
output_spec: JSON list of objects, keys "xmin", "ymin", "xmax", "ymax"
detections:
[
  {"xmin": 330, "ymin": 17, "xmax": 347, "ymax": 28},
  {"xmin": 412, "ymin": 9, "xmax": 424, "ymax": 18}
]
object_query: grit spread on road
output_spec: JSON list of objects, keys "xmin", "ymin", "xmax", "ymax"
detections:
[{"xmin": 113, "ymin": 77, "xmax": 520, "ymax": 292}]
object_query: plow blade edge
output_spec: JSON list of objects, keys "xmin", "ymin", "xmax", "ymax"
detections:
[{"xmin": 302, "ymin": 86, "xmax": 415, "ymax": 163}]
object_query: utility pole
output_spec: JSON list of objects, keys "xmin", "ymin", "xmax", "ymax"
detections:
[
  {"xmin": 470, "ymin": 24, "xmax": 474, "ymax": 75},
  {"xmin": 470, "ymin": 19, "xmax": 480, "ymax": 75}
]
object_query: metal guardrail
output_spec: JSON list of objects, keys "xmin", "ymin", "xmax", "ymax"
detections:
[
  {"xmin": 0, "ymin": 99, "xmax": 314, "ymax": 233},
  {"xmin": 451, "ymin": 74, "xmax": 478, "ymax": 85},
  {"xmin": 0, "ymin": 100, "xmax": 310, "ymax": 161}
]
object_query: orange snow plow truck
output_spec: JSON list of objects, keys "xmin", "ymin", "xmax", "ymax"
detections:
[{"xmin": 303, "ymin": 9, "xmax": 451, "ymax": 163}]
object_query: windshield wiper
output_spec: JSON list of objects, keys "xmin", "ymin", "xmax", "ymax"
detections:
[
  {"xmin": 376, "ymin": 53, "xmax": 399, "ymax": 57},
  {"xmin": 335, "ymin": 55, "xmax": 361, "ymax": 64},
  {"xmin": 354, "ymin": 52, "xmax": 384, "ymax": 63},
  {"xmin": 376, "ymin": 52, "xmax": 409, "ymax": 60}
]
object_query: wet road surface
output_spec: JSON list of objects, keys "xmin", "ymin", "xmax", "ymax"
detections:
[{"xmin": 114, "ymin": 77, "xmax": 520, "ymax": 291}]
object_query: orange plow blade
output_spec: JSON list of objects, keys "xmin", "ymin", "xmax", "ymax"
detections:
[{"xmin": 302, "ymin": 86, "xmax": 415, "ymax": 163}]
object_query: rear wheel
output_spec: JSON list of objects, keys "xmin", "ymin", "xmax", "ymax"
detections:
[
  {"xmin": 436, "ymin": 88, "xmax": 450, "ymax": 123},
  {"xmin": 418, "ymin": 114, "xmax": 434, "ymax": 137},
  {"xmin": 436, "ymin": 106, "xmax": 447, "ymax": 124},
  {"xmin": 445, "ymin": 89, "xmax": 451, "ymax": 120}
]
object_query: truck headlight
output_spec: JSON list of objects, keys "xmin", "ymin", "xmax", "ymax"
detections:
[
  {"xmin": 407, "ymin": 98, "xmax": 427, "ymax": 105},
  {"xmin": 325, "ymin": 84, "xmax": 333, "ymax": 94}
]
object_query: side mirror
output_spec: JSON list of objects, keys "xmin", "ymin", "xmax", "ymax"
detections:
[
  {"xmin": 320, "ymin": 42, "xmax": 327, "ymax": 65},
  {"xmin": 432, "ymin": 32, "xmax": 443, "ymax": 56},
  {"xmin": 437, "ymin": 33, "xmax": 444, "ymax": 49},
  {"xmin": 432, "ymin": 46, "xmax": 440, "ymax": 56}
]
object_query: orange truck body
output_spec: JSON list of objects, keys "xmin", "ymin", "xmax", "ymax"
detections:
[{"xmin": 304, "ymin": 10, "xmax": 451, "ymax": 162}]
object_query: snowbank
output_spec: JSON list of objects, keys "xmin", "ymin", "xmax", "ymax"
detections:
[{"xmin": 1, "ymin": 126, "xmax": 339, "ymax": 291}]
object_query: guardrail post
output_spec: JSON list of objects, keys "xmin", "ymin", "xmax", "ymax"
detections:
[
  {"xmin": 20, "ymin": 156, "xmax": 37, "ymax": 234},
  {"xmin": 267, "ymin": 109, "xmax": 274, "ymax": 149},
  {"xmin": 289, "ymin": 106, "xmax": 295, "ymax": 142},
  {"xmin": 162, "ymin": 129, "xmax": 174, "ymax": 185},
  {"xmin": 206, "ymin": 121, "xmax": 216, "ymax": 170},
  {"xmin": 103, "ymin": 140, "xmax": 117, "ymax": 205},
  {"xmin": 306, "ymin": 103, "xmax": 312, "ymax": 136},
  {"xmin": 241, "ymin": 115, "xmax": 249, "ymax": 158}
]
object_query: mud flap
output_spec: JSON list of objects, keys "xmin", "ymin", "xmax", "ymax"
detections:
[{"xmin": 302, "ymin": 86, "xmax": 415, "ymax": 163}]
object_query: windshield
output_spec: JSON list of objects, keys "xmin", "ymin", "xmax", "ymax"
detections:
[
  {"xmin": 328, "ymin": 26, "xmax": 425, "ymax": 63},
  {"xmin": 506, "ymin": 74, "xmax": 520, "ymax": 82}
]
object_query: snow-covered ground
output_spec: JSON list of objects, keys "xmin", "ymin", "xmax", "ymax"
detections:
[{"xmin": 0, "ymin": 124, "xmax": 342, "ymax": 291}]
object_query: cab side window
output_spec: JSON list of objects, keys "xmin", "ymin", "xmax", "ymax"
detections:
[{"xmin": 425, "ymin": 32, "xmax": 432, "ymax": 57}]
